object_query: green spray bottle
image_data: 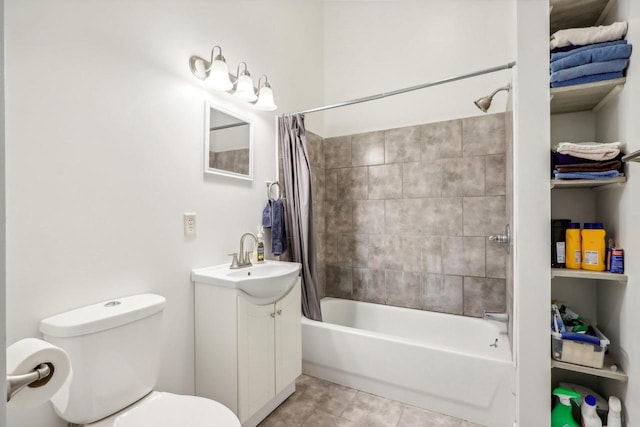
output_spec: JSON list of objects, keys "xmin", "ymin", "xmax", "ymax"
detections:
[{"xmin": 551, "ymin": 387, "xmax": 581, "ymax": 427}]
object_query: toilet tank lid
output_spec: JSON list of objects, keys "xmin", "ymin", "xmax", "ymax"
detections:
[{"xmin": 40, "ymin": 294, "xmax": 166, "ymax": 338}]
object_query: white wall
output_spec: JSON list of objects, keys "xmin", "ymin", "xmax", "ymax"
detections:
[
  {"xmin": 0, "ymin": 0, "xmax": 6, "ymax": 423},
  {"xmin": 320, "ymin": 0, "xmax": 516, "ymax": 137},
  {"xmin": 594, "ymin": 0, "xmax": 640, "ymax": 422},
  {"xmin": 513, "ymin": 0, "xmax": 551, "ymax": 425},
  {"xmin": 4, "ymin": 1, "xmax": 323, "ymax": 426}
]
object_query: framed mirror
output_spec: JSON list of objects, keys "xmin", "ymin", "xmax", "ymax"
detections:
[{"xmin": 204, "ymin": 101, "xmax": 254, "ymax": 180}]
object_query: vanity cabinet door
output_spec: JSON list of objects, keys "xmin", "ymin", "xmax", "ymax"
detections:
[
  {"xmin": 275, "ymin": 279, "xmax": 302, "ymax": 393},
  {"xmin": 237, "ymin": 298, "xmax": 276, "ymax": 422}
]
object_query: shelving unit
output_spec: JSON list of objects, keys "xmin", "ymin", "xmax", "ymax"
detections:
[
  {"xmin": 551, "ymin": 355, "xmax": 628, "ymax": 382},
  {"xmin": 549, "ymin": 0, "xmax": 629, "ymax": 403},
  {"xmin": 552, "ymin": 268, "xmax": 627, "ymax": 283}
]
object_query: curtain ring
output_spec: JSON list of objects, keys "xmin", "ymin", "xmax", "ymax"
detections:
[{"xmin": 267, "ymin": 182, "xmax": 280, "ymax": 201}]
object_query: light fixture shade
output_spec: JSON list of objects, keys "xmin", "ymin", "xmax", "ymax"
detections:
[
  {"xmin": 255, "ymin": 85, "xmax": 277, "ymax": 111},
  {"xmin": 207, "ymin": 58, "xmax": 233, "ymax": 91},
  {"xmin": 234, "ymin": 74, "xmax": 257, "ymax": 102}
]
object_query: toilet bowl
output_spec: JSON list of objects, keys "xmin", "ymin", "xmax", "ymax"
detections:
[
  {"xmin": 87, "ymin": 392, "xmax": 240, "ymax": 427},
  {"xmin": 40, "ymin": 294, "xmax": 240, "ymax": 426}
]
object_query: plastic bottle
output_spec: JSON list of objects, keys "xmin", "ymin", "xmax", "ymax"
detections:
[
  {"xmin": 607, "ymin": 396, "xmax": 622, "ymax": 427},
  {"xmin": 256, "ymin": 227, "xmax": 265, "ymax": 263},
  {"xmin": 552, "ymin": 219, "xmax": 571, "ymax": 267},
  {"xmin": 551, "ymin": 387, "xmax": 581, "ymax": 427},
  {"xmin": 581, "ymin": 223, "xmax": 606, "ymax": 271},
  {"xmin": 565, "ymin": 223, "xmax": 582, "ymax": 270},
  {"xmin": 581, "ymin": 395, "xmax": 602, "ymax": 427}
]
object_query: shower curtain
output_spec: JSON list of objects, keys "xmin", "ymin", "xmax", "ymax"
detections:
[{"xmin": 278, "ymin": 114, "xmax": 322, "ymax": 321}]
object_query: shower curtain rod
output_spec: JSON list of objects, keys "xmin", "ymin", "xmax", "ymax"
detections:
[{"xmin": 285, "ymin": 61, "xmax": 516, "ymax": 116}]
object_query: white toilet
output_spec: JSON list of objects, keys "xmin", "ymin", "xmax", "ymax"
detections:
[{"xmin": 40, "ymin": 293, "xmax": 241, "ymax": 427}]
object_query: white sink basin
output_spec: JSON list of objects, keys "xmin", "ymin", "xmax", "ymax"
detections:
[{"xmin": 191, "ymin": 260, "xmax": 301, "ymax": 304}]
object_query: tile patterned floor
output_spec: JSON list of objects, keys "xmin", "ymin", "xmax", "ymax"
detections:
[{"xmin": 258, "ymin": 375, "xmax": 485, "ymax": 427}]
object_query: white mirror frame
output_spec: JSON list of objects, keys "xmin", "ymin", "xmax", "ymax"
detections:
[{"xmin": 204, "ymin": 100, "xmax": 254, "ymax": 181}]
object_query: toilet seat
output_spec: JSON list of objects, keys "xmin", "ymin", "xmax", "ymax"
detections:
[{"xmin": 88, "ymin": 392, "xmax": 241, "ymax": 427}]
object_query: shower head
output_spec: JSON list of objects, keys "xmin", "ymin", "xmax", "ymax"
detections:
[{"xmin": 474, "ymin": 84, "xmax": 511, "ymax": 113}]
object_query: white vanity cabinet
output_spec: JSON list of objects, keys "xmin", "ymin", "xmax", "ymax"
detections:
[{"xmin": 194, "ymin": 275, "xmax": 301, "ymax": 427}]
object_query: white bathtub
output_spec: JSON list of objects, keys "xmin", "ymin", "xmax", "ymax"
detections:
[{"xmin": 301, "ymin": 298, "xmax": 515, "ymax": 427}]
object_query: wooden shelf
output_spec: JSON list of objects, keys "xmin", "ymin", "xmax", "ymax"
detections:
[
  {"xmin": 550, "ymin": 78, "xmax": 626, "ymax": 114},
  {"xmin": 550, "ymin": 176, "xmax": 626, "ymax": 189},
  {"xmin": 552, "ymin": 268, "xmax": 627, "ymax": 283},
  {"xmin": 550, "ymin": 0, "xmax": 614, "ymax": 34},
  {"xmin": 551, "ymin": 354, "xmax": 628, "ymax": 381}
]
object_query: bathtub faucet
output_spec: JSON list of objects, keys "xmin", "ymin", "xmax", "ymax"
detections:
[{"xmin": 483, "ymin": 311, "xmax": 509, "ymax": 323}]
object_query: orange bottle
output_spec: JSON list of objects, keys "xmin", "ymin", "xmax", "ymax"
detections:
[
  {"xmin": 581, "ymin": 223, "xmax": 606, "ymax": 271},
  {"xmin": 565, "ymin": 223, "xmax": 581, "ymax": 270}
]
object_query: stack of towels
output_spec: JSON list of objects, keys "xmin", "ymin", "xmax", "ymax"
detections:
[
  {"xmin": 552, "ymin": 142, "xmax": 624, "ymax": 180},
  {"xmin": 550, "ymin": 21, "xmax": 632, "ymax": 88}
]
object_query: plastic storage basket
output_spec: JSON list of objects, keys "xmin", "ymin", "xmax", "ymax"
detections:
[{"xmin": 551, "ymin": 325, "xmax": 610, "ymax": 369}]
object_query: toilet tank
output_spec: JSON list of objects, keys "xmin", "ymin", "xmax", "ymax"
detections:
[{"xmin": 40, "ymin": 294, "xmax": 166, "ymax": 425}]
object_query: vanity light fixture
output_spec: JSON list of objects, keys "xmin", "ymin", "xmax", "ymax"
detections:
[
  {"xmin": 234, "ymin": 62, "xmax": 258, "ymax": 102},
  {"xmin": 255, "ymin": 75, "xmax": 277, "ymax": 111},
  {"xmin": 189, "ymin": 45, "xmax": 277, "ymax": 111}
]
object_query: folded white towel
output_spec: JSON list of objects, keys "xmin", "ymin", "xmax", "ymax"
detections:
[
  {"xmin": 555, "ymin": 142, "xmax": 622, "ymax": 161},
  {"xmin": 550, "ymin": 21, "xmax": 628, "ymax": 50}
]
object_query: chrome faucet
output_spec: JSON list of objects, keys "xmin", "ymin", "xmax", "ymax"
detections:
[
  {"xmin": 229, "ymin": 232, "xmax": 257, "ymax": 269},
  {"xmin": 483, "ymin": 311, "xmax": 509, "ymax": 323}
]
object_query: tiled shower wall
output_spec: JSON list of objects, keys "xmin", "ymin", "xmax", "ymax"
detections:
[{"xmin": 305, "ymin": 113, "xmax": 510, "ymax": 318}]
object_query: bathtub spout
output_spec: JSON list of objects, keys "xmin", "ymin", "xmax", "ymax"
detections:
[{"xmin": 483, "ymin": 311, "xmax": 509, "ymax": 323}]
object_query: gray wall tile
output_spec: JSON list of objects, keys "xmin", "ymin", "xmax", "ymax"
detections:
[
  {"xmin": 421, "ymin": 236, "xmax": 442, "ymax": 274},
  {"xmin": 338, "ymin": 234, "xmax": 369, "ymax": 268},
  {"xmin": 422, "ymin": 274, "xmax": 463, "ymax": 315},
  {"xmin": 485, "ymin": 154, "xmax": 506, "ymax": 195},
  {"xmin": 462, "ymin": 196, "xmax": 506, "ymax": 237},
  {"xmin": 325, "ymin": 233, "xmax": 339, "ymax": 266},
  {"xmin": 326, "ymin": 265, "xmax": 353, "ymax": 299},
  {"xmin": 353, "ymin": 268, "xmax": 385, "ymax": 304},
  {"xmin": 324, "ymin": 135, "xmax": 351, "ymax": 168},
  {"xmin": 385, "ymin": 199, "xmax": 423, "ymax": 235},
  {"xmin": 486, "ymin": 238, "xmax": 507, "ymax": 279},
  {"xmin": 402, "ymin": 235, "xmax": 423, "ymax": 272},
  {"xmin": 423, "ymin": 197, "xmax": 463, "ymax": 236},
  {"xmin": 402, "ymin": 161, "xmax": 442, "ymax": 198},
  {"xmin": 337, "ymin": 167, "xmax": 368, "ymax": 200},
  {"xmin": 385, "ymin": 125, "xmax": 421, "ymax": 164},
  {"xmin": 368, "ymin": 235, "xmax": 402, "ymax": 270},
  {"xmin": 442, "ymin": 236, "xmax": 486, "ymax": 277},
  {"xmin": 325, "ymin": 169, "xmax": 337, "ymax": 201},
  {"xmin": 368, "ymin": 164, "xmax": 403, "ymax": 199},
  {"xmin": 385, "ymin": 270, "xmax": 421, "ymax": 309},
  {"xmin": 463, "ymin": 276, "xmax": 506, "ymax": 317},
  {"xmin": 353, "ymin": 200, "xmax": 385, "ymax": 233},
  {"xmin": 306, "ymin": 131, "xmax": 324, "ymax": 169},
  {"xmin": 441, "ymin": 156, "xmax": 485, "ymax": 196},
  {"xmin": 421, "ymin": 119, "xmax": 462, "ymax": 160},
  {"xmin": 462, "ymin": 113, "xmax": 505, "ymax": 157},
  {"xmin": 326, "ymin": 200, "xmax": 353, "ymax": 234},
  {"xmin": 352, "ymin": 131, "xmax": 385, "ymax": 166}
]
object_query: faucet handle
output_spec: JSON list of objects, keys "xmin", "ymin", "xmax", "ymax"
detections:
[
  {"xmin": 228, "ymin": 253, "xmax": 240, "ymax": 269},
  {"xmin": 245, "ymin": 251, "xmax": 253, "ymax": 265}
]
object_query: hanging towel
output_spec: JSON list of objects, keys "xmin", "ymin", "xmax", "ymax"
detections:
[
  {"xmin": 550, "ymin": 43, "xmax": 632, "ymax": 72},
  {"xmin": 550, "ymin": 59, "xmax": 629, "ymax": 83},
  {"xmin": 551, "ymin": 40, "xmax": 628, "ymax": 62},
  {"xmin": 553, "ymin": 170, "xmax": 620, "ymax": 180},
  {"xmin": 262, "ymin": 200, "xmax": 272, "ymax": 228},
  {"xmin": 550, "ymin": 21, "xmax": 628, "ymax": 50},
  {"xmin": 556, "ymin": 142, "xmax": 622, "ymax": 161},
  {"xmin": 271, "ymin": 198, "xmax": 287, "ymax": 256},
  {"xmin": 550, "ymin": 71, "xmax": 624, "ymax": 88}
]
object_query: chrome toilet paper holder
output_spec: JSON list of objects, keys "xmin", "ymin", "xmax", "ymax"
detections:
[{"xmin": 6, "ymin": 363, "xmax": 53, "ymax": 402}]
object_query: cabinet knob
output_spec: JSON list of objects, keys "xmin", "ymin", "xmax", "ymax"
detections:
[
  {"xmin": 270, "ymin": 312, "xmax": 276, "ymax": 318},
  {"xmin": 276, "ymin": 309, "xmax": 282, "ymax": 316}
]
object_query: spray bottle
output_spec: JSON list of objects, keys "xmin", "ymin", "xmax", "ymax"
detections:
[
  {"xmin": 552, "ymin": 387, "xmax": 581, "ymax": 427},
  {"xmin": 580, "ymin": 395, "xmax": 602, "ymax": 427}
]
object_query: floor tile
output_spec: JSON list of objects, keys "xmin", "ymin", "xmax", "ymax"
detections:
[
  {"xmin": 340, "ymin": 391, "xmax": 403, "ymax": 426},
  {"xmin": 301, "ymin": 410, "xmax": 355, "ymax": 427},
  {"xmin": 258, "ymin": 398, "xmax": 315, "ymax": 427},
  {"xmin": 294, "ymin": 375, "xmax": 358, "ymax": 416},
  {"xmin": 398, "ymin": 404, "xmax": 465, "ymax": 426}
]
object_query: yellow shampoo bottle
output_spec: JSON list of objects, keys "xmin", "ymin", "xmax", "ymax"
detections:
[
  {"xmin": 582, "ymin": 223, "xmax": 606, "ymax": 271},
  {"xmin": 565, "ymin": 223, "xmax": 581, "ymax": 269}
]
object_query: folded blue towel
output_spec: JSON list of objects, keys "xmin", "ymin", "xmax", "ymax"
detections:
[
  {"xmin": 550, "ymin": 59, "xmax": 629, "ymax": 83},
  {"xmin": 262, "ymin": 200, "xmax": 272, "ymax": 228},
  {"xmin": 551, "ymin": 39, "xmax": 627, "ymax": 62},
  {"xmin": 553, "ymin": 170, "xmax": 620, "ymax": 179},
  {"xmin": 271, "ymin": 199, "xmax": 287, "ymax": 256},
  {"xmin": 551, "ymin": 71, "xmax": 624, "ymax": 88},
  {"xmin": 550, "ymin": 43, "xmax": 632, "ymax": 72}
]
